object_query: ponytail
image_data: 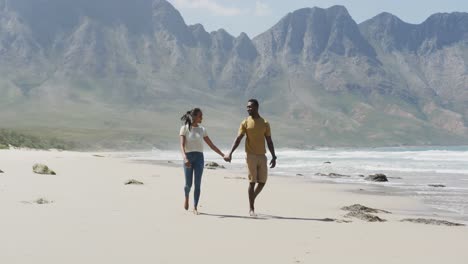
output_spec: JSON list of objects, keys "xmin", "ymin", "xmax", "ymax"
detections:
[
  {"xmin": 180, "ymin": 108, "xmax": 202, "ymax": 131},
  {"xmin": 181, "ymin": 111, "xmax": 193, "ymax": 131}
]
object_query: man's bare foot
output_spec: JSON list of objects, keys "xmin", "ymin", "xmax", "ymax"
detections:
[
  {"xmin": 249, "ymin": 210, "xmax": 257, "ymax": 217},
  {"xmin": 193, "ymin": 209, "xmax": 200, "ymax": 215},
  {"xmin": 184, "ymin": 198, "xmax": 189, "ymax": 210}
]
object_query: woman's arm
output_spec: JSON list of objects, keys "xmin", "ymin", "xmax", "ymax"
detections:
[
  {"xmin": 204, "ymin": 136, "xmax": 224, "ymax": 158},
  {"xmin": 180, "ymin": 135, "xmax": 191, "ymax": 167}
]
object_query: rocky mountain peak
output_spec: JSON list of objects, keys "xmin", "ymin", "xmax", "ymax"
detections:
[
  {"xmin": 189, "ymin": 23, "xmax": 211, "ymax": 46},
  {"xmin": 233, "ymin": 32, "xmax": 257, "ymax": 60},
  {"xmin": 361, "ymin": 11, "xmax": 468, "ymax": 52},
  {"xmin": 253, "ymin": 5, "xmax": 375, "ymax": 61},
  {"xmin": 210, "ymin": 29, "xmax": 235, "ymax": 51},
  {"xmin": 363, "ymin": 12, "xmax": 407, "ymax": 27},
  {"xmin": 419, "ymin": 12, "xmax": 468, "ymax": 49},
  {"xmin": 359, "ymin": 12, "xmax": 414, "ymax": 51},
  {"xmin": 1, "ymin": 0, "xmax": 192, "ymax": 45},
  {"xmin": 151, "ymin": 0, "xmax": 191, "ymax": 36}
]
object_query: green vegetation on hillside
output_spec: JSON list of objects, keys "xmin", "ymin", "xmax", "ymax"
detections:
[{"xmin": 0, "ymin": 129, "xmax": 74, "ymax": 150}]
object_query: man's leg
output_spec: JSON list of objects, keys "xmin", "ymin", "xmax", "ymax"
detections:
[
  {"xmin": 249, "ymin": 183, "xmax": 265, "ymax": 214},
  {"xmin": 248, "ymin": 182, "xmax": 256, "ymax": 212},
  {"xmin": 250, "ymin": 155, "xmax": 267, "ymax": 215},
  {"xmin": 254, "ymin": 183, "xmax": 265, "ymax": 199},
  {"xmin": 246, "ymin": 154, "xmax": 258, "ymax": 215}
]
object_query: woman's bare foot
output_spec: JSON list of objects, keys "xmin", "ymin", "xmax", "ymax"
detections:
[{"xmin": 184, "ymin": 198, "xmax": 189, "ymax": 210}]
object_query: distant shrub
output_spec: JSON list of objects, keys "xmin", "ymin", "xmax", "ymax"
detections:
[{"xmin": 0, "ymin": 129, "xmax": 74, "ymax": 150}]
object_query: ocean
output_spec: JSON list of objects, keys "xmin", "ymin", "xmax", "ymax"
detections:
[{"xmin": 126, "ymin": 146, "xmax": 468, "ymax": 220}]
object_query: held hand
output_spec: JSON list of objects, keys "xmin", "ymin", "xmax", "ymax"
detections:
[
  {"xmin": 269, "ymin": 157, "xmax": 277, "ymax": 169},
  {"xmin": 223, "ymin": 154, "xmax": 232, "ymax": 163},
  {"xmin": 184, "ymin": 159, "xmax": 191, "ymax": 168}
]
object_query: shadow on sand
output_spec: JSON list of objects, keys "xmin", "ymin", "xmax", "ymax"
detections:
[{"xmin": 199, "ymin": 212, "xmax": 337, "ymax": 222}]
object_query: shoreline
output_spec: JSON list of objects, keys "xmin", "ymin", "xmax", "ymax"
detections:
[
  {"xmin": 129, "ymin": 156, "xmax": 468, "ymax": 222},
  {"xmin": 3, "ymin": 148, "xmax": 463, "ymax": 222}
]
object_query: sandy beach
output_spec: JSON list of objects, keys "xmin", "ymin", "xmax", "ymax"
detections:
[{"xmin": 0, "ymin": 149, "xmax": 467, "ymax": 264}]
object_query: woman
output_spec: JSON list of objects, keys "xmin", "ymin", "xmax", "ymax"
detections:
[{"xmin": 180, "ymin": 108, "xmax": 225, "ymax": 215}]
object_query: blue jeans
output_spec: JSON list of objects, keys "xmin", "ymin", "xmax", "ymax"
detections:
[{"xmin": 184, "ymin": 152, "xmax": 204, "ymax": 207}]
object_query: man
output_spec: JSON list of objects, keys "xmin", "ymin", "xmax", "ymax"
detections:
[{"xmin": 225, "ymin": 99, "xmax": 277, "ymax": 217}]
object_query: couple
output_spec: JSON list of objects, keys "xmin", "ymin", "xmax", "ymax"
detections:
[{"xmin": 179, "ymin": 99, "xmax": 277, "ymax": 216}]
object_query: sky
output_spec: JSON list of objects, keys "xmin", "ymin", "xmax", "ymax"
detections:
[{"xmin": 167, "ymin": 0, "xmax": 468, "ymax": 38}]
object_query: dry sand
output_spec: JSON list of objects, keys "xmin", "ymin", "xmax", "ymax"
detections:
[{"xmin": 0, "ymin": 149, "xmax": 467, "ymax": 264}]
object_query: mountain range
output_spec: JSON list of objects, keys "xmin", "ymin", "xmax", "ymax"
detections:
[{"xmin": 1, "ymin": 0, "xmax": 467, "ymax": 149}]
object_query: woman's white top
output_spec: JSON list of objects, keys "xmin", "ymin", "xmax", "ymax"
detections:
[{"xmin": 179, "ymin": 125, "xmax": 208, "ymax": 153}]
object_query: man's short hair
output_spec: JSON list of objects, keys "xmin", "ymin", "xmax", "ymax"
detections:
[{"xmin": 248, "ymin": 99, "xmax": 259, "ymax": 107}]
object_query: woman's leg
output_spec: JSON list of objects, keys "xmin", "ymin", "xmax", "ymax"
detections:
[
  {"xmin": 184, "ymin": 153, "xmax": 194, "ymax": 210},
  {"xmin": 193, "ymin": 152, "xmax": 204, "ymax": 211}
]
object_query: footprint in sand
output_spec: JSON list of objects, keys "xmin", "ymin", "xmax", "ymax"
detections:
[
  {"xmin": 224, "ymin": 176, "xmax": 246, "ymax": 180},
  {"xmin": 21, "ymin": 198, "xmax": 54, "ymax": 205}
]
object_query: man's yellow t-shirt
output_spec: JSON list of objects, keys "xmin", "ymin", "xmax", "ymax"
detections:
[{"xmin": 238, "ymin": 116, "xmax": 271, "ymax": 155}]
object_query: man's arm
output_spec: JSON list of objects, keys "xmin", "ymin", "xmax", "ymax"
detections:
[
  {"xmin": 266, "ymin": 136, "xmax": 277, "ymax": 168},
  {"xmin": 226, "ymin": 134, "xmax": 244, "ymax": 162}
]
